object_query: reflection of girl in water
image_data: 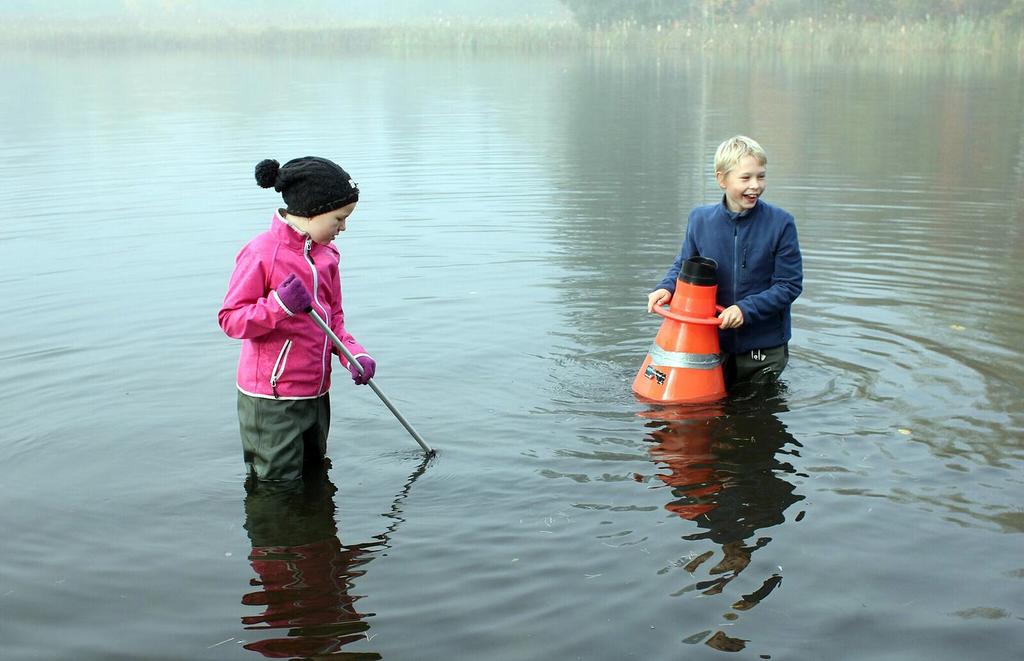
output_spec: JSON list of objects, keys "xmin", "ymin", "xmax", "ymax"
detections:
[{"xmin": 240, "ymin": 461, "xmax": 426, "ymax": 658}]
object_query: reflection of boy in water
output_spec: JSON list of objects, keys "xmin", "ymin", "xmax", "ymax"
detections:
[
  {"xmin": 646, "ymin": 405, "xmax": 803, "ymax": 620},
  {"xmin": 241, "ymin": 466, "xmax": 380, "ymax": 659}
]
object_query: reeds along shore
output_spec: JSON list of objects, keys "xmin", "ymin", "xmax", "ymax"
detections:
[{"xmin": 1, "ymin": 17, "xmax": 1023, "ymax": 57}]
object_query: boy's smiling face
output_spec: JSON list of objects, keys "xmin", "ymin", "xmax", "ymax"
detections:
[{"xmin": 717, "ymin": 155, "xmax": 766, "ymax": 213}]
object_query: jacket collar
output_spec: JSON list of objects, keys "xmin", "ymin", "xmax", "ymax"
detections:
[
  {"xmin": 716, "ymin": 196, "xmax": 762, "ymax": 221},
  {"xmin": 270, "ymin": 210, "xmax": 312, "ymax": 250}
]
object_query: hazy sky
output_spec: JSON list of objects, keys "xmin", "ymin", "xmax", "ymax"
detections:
[{"xmin": 0, "ymin": 0, "xmax": 570, "ymax": 22}]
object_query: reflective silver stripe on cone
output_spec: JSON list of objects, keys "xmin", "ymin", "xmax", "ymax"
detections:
[{"xmin": 648, "ymin": 343, "xmax": 722, "ymax": 369}]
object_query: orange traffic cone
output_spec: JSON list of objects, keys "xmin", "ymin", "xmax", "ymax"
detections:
[{"xmin": 632, "ymin": 257, "xmax": 726, "ymax": 404}]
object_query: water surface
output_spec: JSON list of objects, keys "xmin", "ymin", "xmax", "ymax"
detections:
[{"xmin": 1, "ymin": 50, "xmax": 1022, "ymax": 660}]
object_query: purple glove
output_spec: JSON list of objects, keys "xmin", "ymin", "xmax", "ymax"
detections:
[
  {"xmin": 275, "ymin": 273, "xmax": 311, "ymax": 314},
  {"xmin": 349, "ymin": 355, "xmax": 376, "ymax": 385}
]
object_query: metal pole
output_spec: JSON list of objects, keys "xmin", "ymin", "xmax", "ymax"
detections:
[{"xmin": 308, "ymin": 309, "xmax": 434, "ymax": 456}]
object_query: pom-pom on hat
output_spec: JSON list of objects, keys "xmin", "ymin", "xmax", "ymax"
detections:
[{"xmin": 255, "ymin": 156, "xmax": 359, "ymax": 217}]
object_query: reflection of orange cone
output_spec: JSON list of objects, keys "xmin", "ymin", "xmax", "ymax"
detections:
[
  {"xmin": 649, "ymin": 420, "xmax": 720, "ymax": 520},
  {"xmin": 633, "ymin": 257, "xmax": 726, "ymax": 404}
]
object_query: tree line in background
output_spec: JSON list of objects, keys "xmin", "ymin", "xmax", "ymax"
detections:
[{"xmin": 558, "ymin": 0, "xmax": 1024, "ymax": 26}]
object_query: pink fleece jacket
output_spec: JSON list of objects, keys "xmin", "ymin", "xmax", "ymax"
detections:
[{"xmin": 219, "ymin": 212, "xmax": 368, "ymax": 399}]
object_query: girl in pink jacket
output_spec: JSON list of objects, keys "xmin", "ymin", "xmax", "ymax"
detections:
[{"xmin": 219, "ymin": 156, "xmax": 375, "ymax": 481}]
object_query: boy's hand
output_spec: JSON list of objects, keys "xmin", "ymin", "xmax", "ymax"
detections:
[
  {"xmin": 647, "ymin": 289, "xmax": 672, "ymax": 313},
  {"xmin": 718, "ymin": 305, "xmax": 745, "ymax": 329}
]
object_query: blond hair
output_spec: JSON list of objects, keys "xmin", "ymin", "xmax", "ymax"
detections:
[{"xmin": 714, "ymin": 135, "xmax": 767, "ymax": 175}]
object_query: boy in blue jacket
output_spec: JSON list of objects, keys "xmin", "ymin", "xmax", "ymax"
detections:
[{"xmin": 647, "ymin": 136, "xmax": 803, "ymax": 387}]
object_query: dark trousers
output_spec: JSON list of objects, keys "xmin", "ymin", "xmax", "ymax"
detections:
[
  {"xmin": 237, "ymin": 392, "xmax": 331, "ymax": 481},
  {"xmin": 722, "ymin": 344, "xmax": 789, "ymax": 389}
]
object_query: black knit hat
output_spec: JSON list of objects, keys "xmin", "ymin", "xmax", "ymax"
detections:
[{"xmin": 254, "ymin": 156, "xmax": 359, "ymax": 217}]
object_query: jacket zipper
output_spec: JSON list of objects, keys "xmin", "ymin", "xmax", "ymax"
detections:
[
  {"xmin": 732, "ymin": 221, "xmax": 739, "ymax": 304},
  {"xmin": 304, "ymin": 238, "xmax": 329, "ymax": 395},
  {"xmin": 732, "ymin": 221, "xmax": 740, "ymax": 342},
  {"xmin": 269, "ymin": 339, "xmax": 293, "ymax": 399}
]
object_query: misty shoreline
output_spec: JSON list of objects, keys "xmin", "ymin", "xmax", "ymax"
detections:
[{"xmin": 2, "ymin": 18, "xmax": 1022, "ymax": 56}]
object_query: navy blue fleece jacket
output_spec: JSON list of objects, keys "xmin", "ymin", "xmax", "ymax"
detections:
[{"xmin": 657, "ymin": 198, "xmax": 803, "ymax": 354}]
